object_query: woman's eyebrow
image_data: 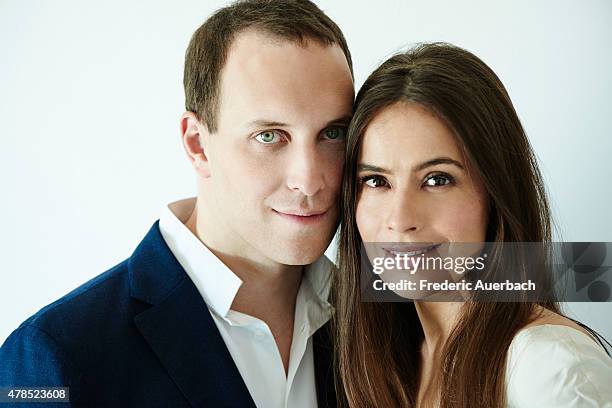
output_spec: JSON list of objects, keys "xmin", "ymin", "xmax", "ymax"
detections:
[
  {"xmin": 357, "ymin": 163, "xmax": 391, "ymax": 174},
  {"xmin": 414, "ymin": 157, "xmax": 464, "ymax": 171},
  {"xmin": 357, "ymin": 157, "xmax": 464, "ymax": 174}
]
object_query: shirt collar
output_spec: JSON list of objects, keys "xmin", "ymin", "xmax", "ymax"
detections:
[
  {"xmin": 159, "ymin": 197, "xmax": 242, "ymax": 318},
  {"xmin": 297, "ymin": 256, "xmax": 335, "ymax": 336},
  {"xmin": 158, "ymin": 197, "xmax": 334, "ymax": 324}
]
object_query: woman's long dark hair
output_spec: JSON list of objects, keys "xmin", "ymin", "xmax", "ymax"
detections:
[{"xmin": 332, "ymin": 43, "xmax": 559, "ymax": 407}]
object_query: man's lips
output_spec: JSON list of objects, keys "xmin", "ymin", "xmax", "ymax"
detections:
[{"xmin": 272, "ymin": 209, "xmax": 328, "ymax": 224}]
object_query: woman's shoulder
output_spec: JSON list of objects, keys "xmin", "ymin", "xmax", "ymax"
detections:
[{"xmin": 505, "ymin": 315, "xmax": 612, "ymax": 407}]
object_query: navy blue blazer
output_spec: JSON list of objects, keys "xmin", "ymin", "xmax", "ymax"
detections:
[{"xmin": 0, "ymin": 221, "xmax": 337, "ymax": 407}]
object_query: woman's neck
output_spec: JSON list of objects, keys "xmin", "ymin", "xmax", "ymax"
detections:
[{"xmin": 414, "ymin": 301, "xmax": 463, "ymax": 353}]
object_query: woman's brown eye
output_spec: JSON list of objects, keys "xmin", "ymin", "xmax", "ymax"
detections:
[
  {"xmin": 362, "ymin": 176, "xmax": 388, "ymax": 188},
  {"xmin": 424, "ymin": 174, "xmax": 453, "ymax": 187}
]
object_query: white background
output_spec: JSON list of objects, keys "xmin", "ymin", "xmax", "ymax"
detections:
[{"xmin": 1, "ymin": 0, "xmax": 611, "ymax": 344}]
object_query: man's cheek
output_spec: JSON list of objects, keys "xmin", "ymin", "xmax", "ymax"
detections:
[{"xmin": 326, "ymin": 162, "xmax": 344, "ymax": 191}]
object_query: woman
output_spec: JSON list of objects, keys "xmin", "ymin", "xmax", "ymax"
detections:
[{"xmin": 333, "ymin": 43, "xmax": 612, "ymax": 407}]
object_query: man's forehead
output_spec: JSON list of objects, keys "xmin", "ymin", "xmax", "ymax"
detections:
[
  {"xmin": 216, "ymin": 29, "xmax": 354, "ymax": 129},
  {"xmin": 222, "ymin": 29, "xmax": 350, "ymax": 78},
  {"xmin": 230, "ymin": 27, "xmax": 314, "ymax": 49}
]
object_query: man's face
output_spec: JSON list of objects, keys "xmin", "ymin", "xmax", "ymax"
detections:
[{"xmin": 200, "ymin": 30, "xmax": 353, "ymax": 266}]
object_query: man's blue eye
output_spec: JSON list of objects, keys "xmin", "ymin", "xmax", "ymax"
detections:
[
  {"xmin": 324, "ymin": 127, "xmax": 347, "ymax": 140},
  {"xmin": 255, "ymin": 130, "xmax": 280, "ymax": 144},
  {"xmin": 424, "ymin": 174, "xmax": 453, "ymax": 187}
]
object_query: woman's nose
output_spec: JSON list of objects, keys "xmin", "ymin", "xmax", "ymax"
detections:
[{"xmin": 385, "ymin": 191, "xmax": 422, "ymax": 234}]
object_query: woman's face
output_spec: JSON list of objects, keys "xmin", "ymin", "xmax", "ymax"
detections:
[{"xmin": 356, "ymin": 102, "xmax": 489, "ymax": 250}]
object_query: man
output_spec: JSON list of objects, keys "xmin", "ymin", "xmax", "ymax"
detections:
[{"xmin": 0, "ymin": 1, "xmax": 354, "ymax": 406}]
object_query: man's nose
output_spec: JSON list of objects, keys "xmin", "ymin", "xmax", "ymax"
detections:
[
  {"xmin": 386, "ymin": 191, "xmax": 422, "ymax": 234},
  {"xmin": 285, "ymin": 143, "xmax": 327, "ymax": 197}
]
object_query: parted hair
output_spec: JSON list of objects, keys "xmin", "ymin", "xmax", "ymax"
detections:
[
  {"xmin": 333, "ymin": 43, "xmax": 558, "ymax": 408},
  {"xmin": 183, "ymin": 0, "xmax": 353, "ymax": 132}
]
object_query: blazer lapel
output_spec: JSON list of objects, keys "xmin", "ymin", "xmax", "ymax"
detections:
[{"xmin": 129, "ymin": 221, "xmax": 256, "ymax": 408}]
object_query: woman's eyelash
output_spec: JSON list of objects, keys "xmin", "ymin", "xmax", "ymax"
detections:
[
  {"xmin": 359, "ymin": 173, "xmax": 455, "ymax": 189},
  {"xmin": 423, "ymin": 173, "xmax": 455, "ymax": 187},
  {"xmin": 360, "ymin": 175, "xmax": 389, "ymax": 188}
]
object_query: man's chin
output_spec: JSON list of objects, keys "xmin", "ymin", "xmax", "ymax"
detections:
[{"xmin": 270, "ymin": 243, "xmax": 328, "ymax": 266}]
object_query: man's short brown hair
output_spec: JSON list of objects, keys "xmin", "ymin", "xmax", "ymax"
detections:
[{"xmin": 183, "ymin": 0, "xmax": 353, "ymax": 133}]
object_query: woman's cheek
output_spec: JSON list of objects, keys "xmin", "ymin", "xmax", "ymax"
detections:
[
  {"xmin": 355, "ymin": 194, "xmax": 379, "ymax": 241},
  {"xmin": 437, "ymin": 194, "xmax": 488, "ymax": 242}
]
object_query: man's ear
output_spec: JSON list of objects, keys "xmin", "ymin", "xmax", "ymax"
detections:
[{"xmin": 180, "ymin": 111, "xmax": 211, "ymax": 178}]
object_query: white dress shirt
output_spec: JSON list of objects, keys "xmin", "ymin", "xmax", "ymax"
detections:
[
  {"xmin": 506, "ymin": 324, "xmax": 612, "ymax": 407},
  {"xmin": 158, "ymin": 197, "xmax": 334, "ymax": 408}
]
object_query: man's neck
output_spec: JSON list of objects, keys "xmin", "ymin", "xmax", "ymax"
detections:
[
  {"xmin": 184, "ymin": 201, "xmax": 304, "ymax": 373},
  {"xmin": 184, "ymin": 200, "xmax": 304, "ymax": 314}
]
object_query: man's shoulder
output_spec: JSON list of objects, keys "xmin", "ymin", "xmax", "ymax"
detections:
[
  {"xmin": 16, "ymin": 259, "xmax": 136, "ymax": 345},
  {"xmin": 0, "ymin": 259, "xmax": 144, "ymax": 388},
  {"xmin": 10, "ymin": 219, "xmax": 188, "ymax": 347}
]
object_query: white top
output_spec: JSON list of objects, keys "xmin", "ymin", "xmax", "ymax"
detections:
[
  {"xmin": 506, "ymin": 324, "xmax": 612, "ymax": 407},
  {"xmin": 158, "ymin": 197, "xmax": 334, "ymax": 408}
]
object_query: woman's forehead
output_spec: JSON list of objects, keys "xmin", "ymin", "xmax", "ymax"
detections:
[{"xmin": 359, "ymin": 103, "xmax": 464, "ymax": 169}]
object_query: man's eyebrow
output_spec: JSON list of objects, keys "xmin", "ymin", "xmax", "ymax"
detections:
[
  {"xmin": 357, "ymin": 157, "xmax": 464, "ymax": 174},
  {"xmin": 325, "ymin": 115, "xmax": 352, "ymax": 127},
  {"xmin": 246, "ymin": 115, "xmax": 352, "ymax": 130},
  {"xmin": 247, "ymin": 119, "xmax": 290, "ymax": 128}
]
